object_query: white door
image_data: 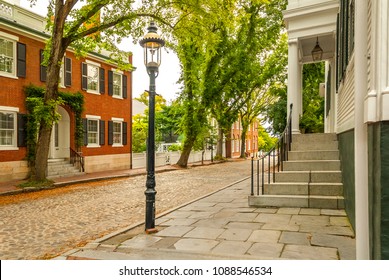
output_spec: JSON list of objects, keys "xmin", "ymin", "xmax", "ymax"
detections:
[{"xmin": 49, "ymin": 106, "xmax": 70, "ymax": 159}]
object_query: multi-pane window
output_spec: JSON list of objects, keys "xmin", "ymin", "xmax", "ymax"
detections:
[
  {"xmin": 0, "ymin": 112, "xmax": 15, "ymax": 147},
  {"xmin": 113, "ymin": 122, "xmax": 122, "ymax": 145},
  {"xmin": 82, "ymin": 61, "xmax": 104, "ymax": 94},
  {"xmin": 87, "ymin": 119, "xmax": 99, "ymax": 145},
  {"xmin": 87, "ymin": 64, "xmax": 99, "ymax": 92},
  {"xmin": 113, "ymin": 72, "xmax": 122, "ymax": 97},
  {"xmin": 0, "ymin": 38, "xmax": 14, "ymax": 75}
]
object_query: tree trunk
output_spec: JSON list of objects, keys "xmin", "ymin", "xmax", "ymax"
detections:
[
  {"xmin": 240, "ymin": 125, "xmax": 248, "ymax": 158},
  {"xmin": 33, "ymin": 125, "xmax": 52, "ymax": 180},
  {"xmin": 216, "ymin": 126, "xmax": 223, "ymax": 158},
  {"xmin": 33, "ymin": 8, "xmax": 69, "ymax": 181},
  {"xmin": 176, "ymin": 137, "xmax": 195, "ymax": 167}
]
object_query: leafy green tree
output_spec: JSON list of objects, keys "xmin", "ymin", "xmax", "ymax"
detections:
[
  {"xmin": 300, "ymin": 62, "xmax": 325, "ymax": 133},
  {"xmin": 266, "ymin": 62, "xmax": 325, "ymax": 135},
  {"xmin": 156, "ymin": 100, "xmax": 183, "ymax": 143},
  {"xmin": 239, "ymin": 33, "xmax": 287, "ymax": 157},
  {"xmin": 29, "ymin": 0, "xmax": 176, "ymax": 181},
  {"xmin": 133, "ymin": 92, "xmax": 183, "ymax": 152},
  {"xmin": 257, "ymin": 124, "xmax": 277, "ymax": 152},
  {"xmin": 170, "ymin": 0, "xmax": 287, "ymax": 165},
  {"xmin": 132, "ymin": 114, "xmax": 147, "ymax": 153}
]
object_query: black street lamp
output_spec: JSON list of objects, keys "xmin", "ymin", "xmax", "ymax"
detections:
[{"xmin": 139, "ymin": 22, "xmax": 165, "ymax": 233}]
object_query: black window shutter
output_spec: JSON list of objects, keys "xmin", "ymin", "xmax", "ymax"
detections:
[
  {"xmin": 336, "ymin": 14, "xmax": 340, "ymax": 90},
  {"xmin": 342, "ymin": 0, "xmax": 349, "ymax": 71},
  {"xmin": 99, "ymin": 120, "xmax": 105, "ymax": 145},
  {"xmin": 17, "ymin": 113, "xmax": 27, "ymax": 147},
  {"xmin": 83, "ymin": 118, "xmax": 88, "ymax": 146},
  {"xmin": 81, "ymin": 63, "xmax": 88, "ymax": 90},
  {"xmin": 122, "ymin": 75, "xmax": 127, "ymax": 99},
  {"xmin": 122, "ymin": 122, "xmax": 127, "ymax": 145},
  {"xmin": 40, "ymin": 49, "xmax": 47, "ymax": 82},
  {"xmin": 108, "ymin": 121, "xmax": 113, "ymax": 145},
  {"xmin": 17, "ymin": 42, "xmax": 26, "ymax": 78},
  {"xmin": 108, "ymin": 70, "xmax": 113, "ymax": 96},
  {"xmin": 65, "ymin": 57, "xmax": 72, "ymax": 87},
  {"xmin": 99, "ymin": 68, "xmax": 105, "ymax": 94}
]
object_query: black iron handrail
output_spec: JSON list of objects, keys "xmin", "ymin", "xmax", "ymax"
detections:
[
  {"xmin": 251, "ymin": 103, "xmax": 293, "ymax": 195},
  {"xmin": 70, "ymin": 147, "xmax": 85, "ymax": 172}
]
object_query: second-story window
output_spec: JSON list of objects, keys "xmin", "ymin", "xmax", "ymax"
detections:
[
  {"xmin": 82, "ymin": 61, "xmax": 105, "ymax": 94},
  {"xmin": 108, "ymin": 70, "xmax": 127, "ymax": 99},
  {"xmin": 0, "ymin": 38, "xmax": 14, "ymax": 75},
  {"xmin": 40, "ymin": 51, "xmax": 72, "ymax": 86},
  {"xmin": 113, "ymin": 72, "xmax": 122, "ymax": 97},
  {"xmin": 87, "ymin": 64, "xmax": 99, "ymax": 92},
  {"xmin": 0, "ymin": 32, "xmax": 25, "ymax": 79}
]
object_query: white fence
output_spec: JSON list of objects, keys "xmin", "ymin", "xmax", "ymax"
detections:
[{"xmin": 132, "ymin": 150, "xmax": 216, "ymax": 169}]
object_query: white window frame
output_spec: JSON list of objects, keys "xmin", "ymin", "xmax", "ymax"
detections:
[
  {"xmin": 111, "ymin": 68, "xmax": 123, "ymax": 99},
  {"xmin": 86, "ymin": 60, "xmax": 101, "ymax": 94},
  {"xmin": 86, "ymin": 115, "xmax": 100, "ymax": 147},
  {"xmin": 113, "ymin": 72, "xmax": 123, "ymax": 98},
  {"xmin": 59, "ymin": 57, "xmax": 65, "ymax": 88},
  {"xmin": 0, "ymin": 32, "xmax": 18, "ymax": 79},
  {"xmin": 0, "ymin": 106, "xmax": 19, "ymax": 150},
  {"xmin": 112, "ymin": 117, "xmax": 123, "ymax": 147}
]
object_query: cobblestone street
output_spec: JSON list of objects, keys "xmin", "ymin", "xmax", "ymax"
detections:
[{"xmin": 0, "ymin": 160, "xmax": 251, "ymax": 260}]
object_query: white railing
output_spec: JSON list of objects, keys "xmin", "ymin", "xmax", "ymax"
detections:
[
  {"xmin": 0, "ymin": 1, "xmax": 13, "ymax": 18},
  {"xmin": 0, "ymin": 0, "xmax": 46, "ymax": 32},
  {"xmin": 132, "ymin": 150, "xmax": 214, "ymax": 169}
]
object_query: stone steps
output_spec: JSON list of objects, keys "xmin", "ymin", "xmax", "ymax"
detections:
[
  {"xmin": 249, "ymin": 133, "xmax": 344, "ymax": 209},
  {"xmin": 283, "ymin": 160, "xmax": 341, "ymax": 171},
  {"xmin": 263, "ymin": 182, "xmax": 343, "ymax": 196},
  {"xmin": 47, "ymin": 159, "xmax": 84, "ymax": 178},
  {"xmin": 249, "ymin": 194, "xmax": 344, "ymax": 209},
  {"xmin": 274, "ymin": 171, "xmax": 342, "ymax": 183},
  {"xmin": 288, "ymin": 150, "xmax": 339, "ymax": 161}
]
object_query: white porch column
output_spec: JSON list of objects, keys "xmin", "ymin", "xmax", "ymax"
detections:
[
  {"xmin": 354, "ymin": 0, "xmax": 370, "ymax": 259},
  {"xmin": 287, "ymin": 38, "xmax": 302, "ymax": 134}
]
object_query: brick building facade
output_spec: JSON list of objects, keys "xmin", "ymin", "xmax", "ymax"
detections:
[
  {"xmin": 0, "ymin": 1, "xmax": 132, "ymax": 181},
  {"xmin": 226, "ymin": 119, "xmax": 259, "ymax": 158}
]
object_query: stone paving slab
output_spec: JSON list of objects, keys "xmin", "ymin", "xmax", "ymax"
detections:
[
  {"xmin": 160, "ymin": 218, "xmax": 199, "ymax": 226},
  {"xmin": 57, "ymin": 176, "xmax": 356, "ymax": 260},
  {"xmin": 155, "ymin": 226, "xmax": 194, "ymax": 237},
  {"xmin": 247, "ymin": 243, "xmax": 284, "ymax": 258},
  {"xmin": 254, "ymin": 213, "xmax": 292, "ymax": 224},
  {"xmin": 279, "ymin": 232, "xmax": 311, "ymax": 245},
  {"xmin": 218, "ymin": 228, "xmax": 253, "ymax": 241},
  {"xmin": 290, "ymin": 215, "xmax": 330, "ymax": 226},
  {"xmin": 225, "ymin": 221, "xmax": 264, "ymax": 230},
  {"xmin": 66, "ymin": 247, "xmax": 263, "ymax": 260},
  {"xmin": 299, "ymin": 224, "xmax": 355, "ymax": 236},
  {"xmin": 184, "ymin": 227, "xmax": 225, "ymax": 239},
  {"xmin": 247, "ymin": 229, "xmax": 281, "ymax": 243},
  {"xmin": 311, "ymin": 233, "xmax": 356, "ymax": 260},
  {"xmin": 173, "ymin": 238, "xmax": 219, "ymax": 252},
  {"xmin": 212, "ymin": 241, "xmax": 252, "ymax": 255},
  {"xmin": 281, "ymin": 244, "xmax": 338, "ymax": 260}
]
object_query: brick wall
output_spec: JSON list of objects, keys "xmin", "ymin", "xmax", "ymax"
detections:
[{"xmin": 0, "ymin": 27, "xmax": 132, "ymax": 163}]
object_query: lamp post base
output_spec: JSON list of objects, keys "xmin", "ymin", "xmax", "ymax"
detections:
[{"xmin": 145, "ymin": 228, "xmax": 159, "ymax": 234}]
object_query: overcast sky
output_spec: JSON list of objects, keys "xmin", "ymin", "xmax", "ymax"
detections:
[{"xmin": 19, "ymin": 0, "xmax": 181, "ymax": 103}]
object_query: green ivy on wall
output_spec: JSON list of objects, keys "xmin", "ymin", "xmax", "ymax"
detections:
[{"xmin": 24, "ymin": 85, "xmax": 84, "ymax": 166}]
